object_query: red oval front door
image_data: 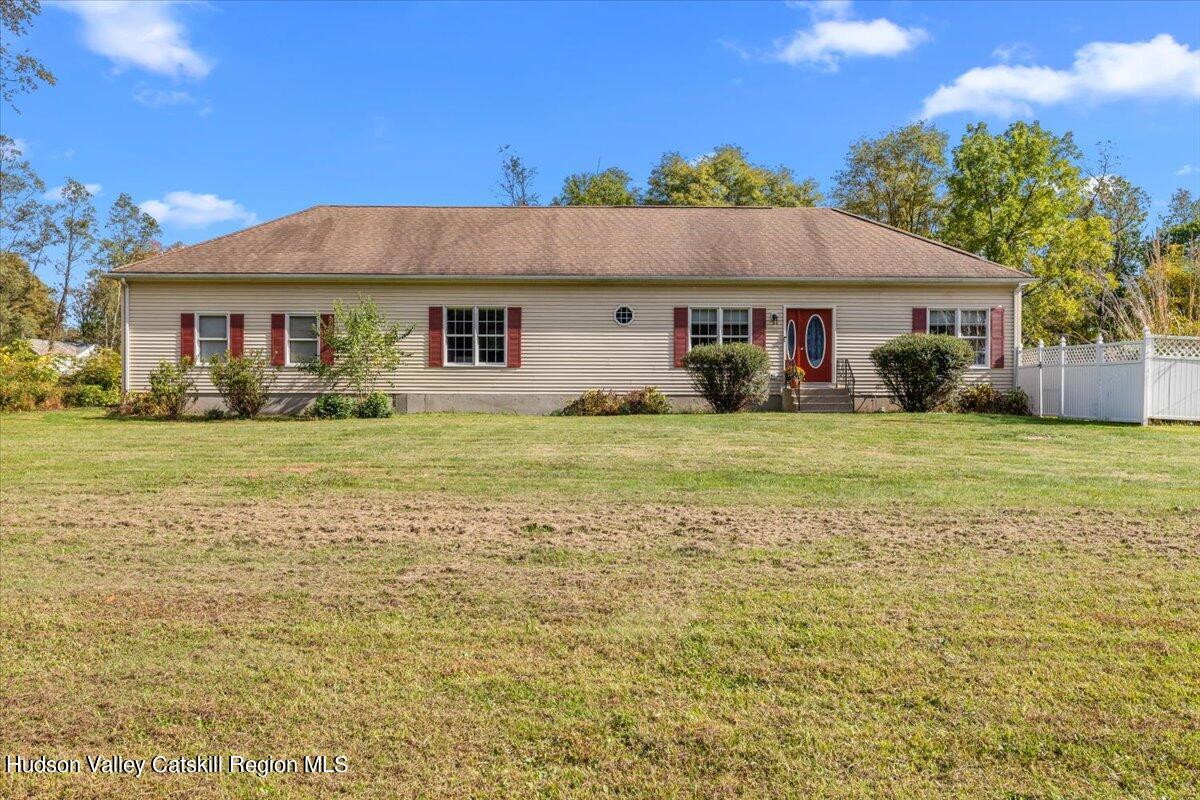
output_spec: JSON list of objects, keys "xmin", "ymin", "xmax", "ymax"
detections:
[{"xmin": 785, "ymin": 308, "xmax": 833, "ymax": 382}]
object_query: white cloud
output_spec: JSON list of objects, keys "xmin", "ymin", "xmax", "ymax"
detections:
[
  {"xmin": 138, "ymin": 191, "xmax": 257, "ymax": 229},
  {"xmin": 992, "ymin": 42, "xmax": 1035, "ymax": 64},
  {"xmin": 774, "ymin": 1, "xmax": 927, "ymax": 70},
  {"xmin": 52, "ymin": 1, "xmax": 211, "ymax": 79},
  {"xmin": 133, "ymin": 87, "xmax": 196, "ymax": 107},
  {"xmin": 922, "ymin": 34, "xmax": 1200, "ymax": 118},
  {"xmin": 43, "ymin": 182, "xmax": 102, "ymax": 200},
  {"xmin": 1178, "ymin": 164, "xmax": 1197, "ymax": 177}
]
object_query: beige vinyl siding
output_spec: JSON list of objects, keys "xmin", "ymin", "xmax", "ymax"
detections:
[{"xmin": 125, "ymin": 279, "xmax": 1017, "ymax": 397}]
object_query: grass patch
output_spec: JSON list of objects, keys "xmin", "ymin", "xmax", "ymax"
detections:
[{"xmin": 1, "ymin": 411, "xmax": 1197, "ymax": 798}]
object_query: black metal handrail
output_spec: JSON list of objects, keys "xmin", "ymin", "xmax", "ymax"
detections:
[{"xmin": 835, "ymin": 358, "xmax": 855, "ymax": 397}]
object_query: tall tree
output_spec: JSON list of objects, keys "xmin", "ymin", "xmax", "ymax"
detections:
[
  {"xmin": 942, "ymin": 121, "xmax": 1113, "ymax": 343},
  {"xmin": 496, "ymin": 145, "xmax": 539, "ymax": 206},
  {"xmin": 553, "ymin": 167, "xmax": 639, "ymax": 206},
  {"xmin": 77, "ymin": 194, "xmax": 162, "ymax": 348},
  {"xmin": 45, "ymin": 179, "xmax": 97, "ymax": 349},
  {"xmin": 1159, "ymin": 188, "xmax": 1200, "ymax": 255},
  {"xmin": 831, "ymin": 122, "xmax": 947, "ymax": 237},
  {"xmin": 0, "ymin": 0, "xmax": 55, "ymax": 112},
  {"xmin": 0, "ymin": 134, "xmax": 54, "ymax": 270},
  {"xmin": 643, "ymin": 145, "xmax": 821, "ymax": 207},
  {"xmin": 0, "ymin": 251, "xmax": 54, "ymax": 343},
  {"xmin": 1084, "ymin": 173, "xmax": 1148, "ymax": 283}
]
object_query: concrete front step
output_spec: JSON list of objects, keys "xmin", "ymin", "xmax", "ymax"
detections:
[{"xmin": 782, "ymin": 385, "xmax": 854, "ymax": 413}]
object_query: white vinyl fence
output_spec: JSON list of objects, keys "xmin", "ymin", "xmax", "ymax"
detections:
[{"xmin": 1016, "ymin": 330, "xmax": 1200, "ymax": 424}]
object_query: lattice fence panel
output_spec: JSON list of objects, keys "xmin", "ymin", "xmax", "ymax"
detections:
[
  {"xmin": 1154, "ymin": 336, "xmax": 1200, "ymax": 360},
  {"xmin": 1062, "ymin": 345, "xmax": 1096, "ymax": 366},
  {"xmin": 1103, "ymin": 342, "xmax": 1143, "ymax": 364}
]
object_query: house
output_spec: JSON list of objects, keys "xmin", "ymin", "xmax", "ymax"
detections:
[
  {"xmin": 27, "ymin": 339, "xmax": 98, "ymax": 373},
  {"xmin": 110, "ymin": 205, "xmax": 1028, "ymax": 413}
]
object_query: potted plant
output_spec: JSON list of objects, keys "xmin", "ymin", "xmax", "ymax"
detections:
[{"xmin": 784, "ymin": 363, "xmax": 805, "ymax": 389}]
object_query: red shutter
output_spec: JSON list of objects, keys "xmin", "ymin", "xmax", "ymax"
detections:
[
  {"xmin": 752, "ymin": 308, "xmax": 766, "ymax": 349},
  {"xmin": 270, "ymin": 314, "xmax": 285, "ymax": 366},
  {"xmin": 990, "ymin": 306, "xmax": 1005, "ymax": 368},
  {"xmin": 427, "ymin": 307, "xmax": 443, "ymax": 367},
  {"xmin": 180, "ymin": 313, "xmax": 194, "ymax": 362},
  {"xmin": 319, "ymin": 313, "xmax": 334, "ymax": 365},
  {"xmin": 673, "ymin": 307, "xmax": 688, "ymax": 367},
  {"xmin": 912, "ymin": 307, "xmax": 927, "ymax": 333},
  {"xmin": 506, "ymin": 307, "xmax": 522, "ymax": 368},
  {"xmin": 229, "ymin": 314, "xmax": 244, "ymax": 357}
]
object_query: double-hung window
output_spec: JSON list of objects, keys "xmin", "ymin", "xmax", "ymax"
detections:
[
  {"xmin": 196, "ymin": 314, "xmax": 228, "ymax": 361},
  {"xmin": 929, "ymin": 308, "xmax": 988, "ymax": 366},
  {"xmin": 690, "ymin": 307, "xmax": 750, "ymax": 350},
  {"xmin": 287, "ymin": 314, "xmax": 320, "ymax": 365},
  {"xmin": 445, "ymin": 307, "xmax": 506, "ymax": 366}
]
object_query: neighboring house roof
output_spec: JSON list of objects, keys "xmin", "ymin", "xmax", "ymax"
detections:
[
  {"xmin": 112, "ymin": 205, "xmax": 1027, "ymax": 282},
  {"xmin": 28, "ymin": 339, "xmax": 96, "ymax": 359}
]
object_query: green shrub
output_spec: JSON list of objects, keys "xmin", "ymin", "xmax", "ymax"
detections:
[
  {"xmin": 114, "ymin": 391, "xmax": 161, "ymax": 417},
  {"xmin": 208, "ymin": 350, "xmax": 277, "ymax": 419},
  {"xmin": 147, "ymin": 358, "xmax": 196, "ymax": 419},
  {"xmin": 64, "ymin": 348, "xmax": 121, "ymax": 391},
  {"xmin": 870, "ymin": 334, "xmax": 974, "ymax": 412},
  {"xmin": 618, "ymin": 386, "xmax": 672, "ymax": 415},
  {"xmin": 954, "ymin": 384, "xmax": 1030, "ymax": 415},
  {"xmin": 63, "ymin": 383, "xmax": 120, "ymax": 408},
  {"xmin": 560, "ymin": 390, "xmax": 623, "ymax": 416},
  {"xmin": 313, "ymin": 393, "xmax": 354, "ymax": 419},
  {"xmin": 354, "ymin": 391, "xmax": 392, "ymax": 418},
  {"xmin": 0, "ymin": 341, "xmax": 61, "ymax": 411},
  {"xmin": 681, "ymin": 343, "xmax": 770, "ymax": 413}
]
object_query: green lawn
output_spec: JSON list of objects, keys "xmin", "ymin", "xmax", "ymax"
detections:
[{"xmin": 1, "ymin": 410, "xmax": 1197, "ymax": 799}]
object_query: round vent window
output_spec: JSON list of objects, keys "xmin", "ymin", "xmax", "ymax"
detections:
[{"xmin": 613, "ymin": 306, "xmax": 635, "ymax": 325}]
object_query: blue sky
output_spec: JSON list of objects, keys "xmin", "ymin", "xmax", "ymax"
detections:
[{"xmin": 7, "ymin": 0, "xmax": 1199, "ymax": 274}]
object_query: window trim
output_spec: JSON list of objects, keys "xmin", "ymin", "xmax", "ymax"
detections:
[
  {"xmin": 285, "ymin": 312, "xmax": 322, "ymax": 367},
  {"xmin": 613, "ymin": 305, "xmax": 635, "ymax": 326},
  {"xmin": 442, "ymin": 305, "xmax": 507, "ymax": 368},
  {"xmin": 194, "ymin": 312, "xmax": 230, "ymax": 362},
  {"xmin": 927, "ymin": 307, "xmax": 990, "ymax": 369},
  {"xmin": 687, "ymin": 306, "xmax": 751, "ymax": 351}
]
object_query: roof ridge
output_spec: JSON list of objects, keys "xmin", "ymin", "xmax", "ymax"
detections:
[
  {"xmin": 826, "ymin": 207, "xmax": 1027, "ymax": 278},
  {"xmin": 309, "ymin": 204, "xmax": 814, "ymax": 210},
  {"xmin": 113, "ymin": 205, "xmax": 323, "ymax": 273}
]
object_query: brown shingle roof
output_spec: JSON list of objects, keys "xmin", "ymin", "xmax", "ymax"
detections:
[{"xmin": 114, "ymin": 205, "xmax": 1026, "ymax": 281}]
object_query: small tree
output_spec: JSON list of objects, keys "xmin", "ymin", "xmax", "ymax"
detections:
[
  {"xmin": 147, "ymin": 357, "xmax": 196, "ymax": 419},
  {"xmin": 870, "ymin": 334, "xmax": 974, "ymax": 412},
  {"xmin": 209, "ymin": 350, "xmax": 278, "ymax": 418},
  {"xmin": 681, "ymin": 343, "xmax": 770, "ymax": 413},
  {"xmin": 304, "ymin": 298, "xmax": 412, "ymax": 400}
]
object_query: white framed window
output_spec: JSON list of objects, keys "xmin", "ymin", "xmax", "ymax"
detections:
[
  {"xmin": 928, "ymin": 308, "xmax": 988, "ymax": 367},
  {"xmin": 690, "ymin": 307, "xmax": 750, "ymax": 350},
  {"xmin": 286, "ymin": 314, "xmax": 320, "ymax": 366},
  {"xmin": 613, "ymin": 305, "xmax": 634, "ymax": 325},
  {"xmin": 445, "ymin": 306, "xmax": 506, "ymax": 366},
  {"xmin": 195, "ymin": 314, "xmax": 228, "ymax": 361}
]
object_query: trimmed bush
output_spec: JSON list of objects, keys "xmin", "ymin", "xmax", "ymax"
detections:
[
  {"xmin": 955, "ymin": 384, "xmax": 1031, "ymax": 415},
  {"xmin": 354, "ymin": 391, "xmax": 392, "ymax": 418},
  {"xmin": 619, "ymin": 386, "xmax": 672, "ymax": 415},
  {"xmin": 0, "ymin": 341, "xmax": 60, "ymax": 412},
  {"xmin": 208, "ymin": 350, "xmax": 277, "ymax": 419},
  {"xmin": 313, "ymin": 393, "xmax": 354, "ymax": 419},
  {"xmin": 63, "ymin": 383, "xmax": 120, "ymax": 408},
  {"xmin": 147, "ymin": 358, "xmax": 196, "ymax": 419},
  {"xmin": 870, "ymin": 334, "xmax": 974, "ymax": 412},
  {"xmin": 681, "ymin": 343, "xmax": 770, "ymax": 413}
]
